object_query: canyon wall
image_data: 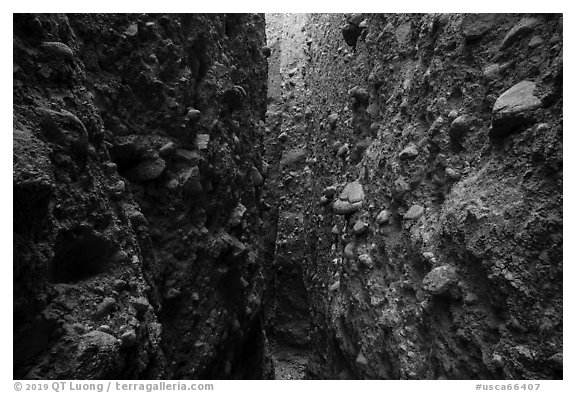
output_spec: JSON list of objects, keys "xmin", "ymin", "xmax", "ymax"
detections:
[
  {"xmin": 13, "ymin": 12, "xmax": 563, "ymax": 381},
  {"xmin": 265, "ymin": 13, "xmax": 562, "ymax": 379},
  {"xmin": 14, "ymin": 13, "xmax": 270, "ymax": 379}
]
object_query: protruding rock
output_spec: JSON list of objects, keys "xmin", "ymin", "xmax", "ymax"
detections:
[
  {"xmin": 342, "ymin": 22, "xmax": 362, "ymax": 48},
  {"xmin": 123, "ymin": 203, "xmax": 147, "ymax": 228},
  {"xmin": 483, "ymin": 64, "xmax": 501, "ymax": 80},
  {"xmin": 399, "ymin": 143, "xmax": 419, "ymax": 160},
  {"xmin": 94, "ymin": 297, "xmax": 116, "ymax": 320},
  {"xmin": 528, "ymin": 35, "xmax": 544, "ymax": 49},
  {"xmin": 98, "ymin": 325, "xmax": 113, "ymax": 334},
  {"xmin": 41, "ymin": 41, "xmax": 74, "ymax": 61},
  {"xmin": 358, "ymin": 254, "xmax": 373, "ymax": 268},
  {"xmin": 38, "ymin": 107, "xmax": 89, "ymax": 154},
  {"xmin": 261, "ymin": 46, "xmax": 271, "ymax": 58},
  {"xmin": 323, "ymin": 185, "xmax": 338, "ymax": 199},
  {"xmin": 376, "ymin": 209, "xmax": 392, "ymax": 225},
  {"xmin": 548, "ymin": 352, "xmax": 563, "ymax": 371},
  {"xmin": 250, "ymin": 166, "xmax": 264, "ymax": 187},
  {"xmin": 81, "ymin": 331, "xmax": 118, "ymax": 350},
  {"xmin": 348, "ymin": 86, "xmax": 370, "ymax": 110},
  {"xmin": 500, "ymin": 17, "xmax": 539, "ymax": 50},
  {"xmin": 356, "ymin": 351, "xmax": 369, "ymax": 366},
  {"xmin": 174, "ymin": 148, "xmax": 200, "ymax": 164},
  {"xmin": 348, "ymin": 14, "xmax": 364, "ymax": 26},
  {"xmin": 130, "ymin": 297, "xmax": 150, "ymax": 316},
  {"xmin": 120, "ymin": 329, "xmax": 137, "ymax": 348},
  {"xmin": 186, "ymin": 108, "xmax": 201, "ymax": 122},
  {"xmin": 445, "ymin": 167, "xmax": 461, "ymax": 180},
  {"xmin": 395, "ymin": 22, "xmax": 413, "ymax": 47},
  {"xmin": 333, "ymin": 181, "xmax": 365, "ymax": 215},
  {"xmin": 278, "ymin": 132, "xmax": 289, "ymax": 142},
  {"xmin": 404, "ymin": 204, "xmax": 424, "ymax": 220},
  {"xmin": 327, "ymin": 113, "xmax": 339, "ymax": 127},
  {"xmin": 344, "ymin": 243, "xmax": 356, "ymax": 259},
  {"xmin": 178, "ymin": 166, "xmax": 203, "ymax": 195},
  {"xmin": 108, "ymin": 180, "xmax": 125, "ymax": 198},
  {"xmin": 129, "ymin": 156, "xmax": 166, "ymax": 182},
  {"xmin": 491, "ymin": 81, "xmax": 542, "ymax": 137},
  {"xmin": 195, "ymin": 133, "xmax": 210, "ymax": 150},
  {"xmin": 337, "ymin": 143, "xmax": 350, "ymax": 158},
  {"xmin": 464, "ymin": 292, "xmax": 479, "ymax": 304},
  {"xmin": 428, "ymin": 116, "xmax": 447, "ymax": 137},
  {"xmin": 461, "ymin": 14, "xmax": 497, "ymax": 40},
  {"xmin": 280, "ymin": 148, "xmax": 307, "ymax": 169},
  {"xmin": 422, "ymin": 265, "xmax": 458, "ymax": 295},
  {"xmin": 229, "ymin": 203, "xmax": 247, "ymax": 227},
  {"xmin": 222, "ymin": 85, "xmax": 247, "ymax": 110},
  {"xmin": 352, "ymin": 220, "xmax": 368, "ymax": 235},
  {"xmin": 449, "ymin": 114, "xmax": 476, "ymax": 140},
  {"xmin": 330, "ymin": 280, "xmax": 341, "ymax": 291},
  {"xmin": 159, "ymin": 141, "xmax": 176, "ymax": 157}
]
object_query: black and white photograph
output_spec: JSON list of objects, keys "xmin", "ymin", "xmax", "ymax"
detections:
[{"xmin": 9, "ymin": 3, "xmax": 568, "ymax": 388}]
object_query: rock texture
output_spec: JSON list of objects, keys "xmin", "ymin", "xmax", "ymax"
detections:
[
  {"xmin": 14, "ymin": 13, "xmax": 270, "ymax": 380},
  {"xmin": 14, "ymin": 12, "xmax": 562, "ymax": 381},
  {"xmin": 264, "ymin": 13, "xmax": 562, "ymax": 380}
]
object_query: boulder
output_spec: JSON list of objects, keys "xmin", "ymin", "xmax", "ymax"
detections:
[
  {"xmin": 94, "ymin": 297, "xmax": 116, "ymax": 320},
  {"xmin": 327, "ymin": 113, "xmax": 339, "ymax": 127},
  {"xmin": 352, "ymin": 220, "xmax": 369, "ymax": 235},
  {"xmin": 280, "ymin": 148, "xmax": 307, "ymax": 170},
  {"xmin": 422, "ymin": 265, "xmax": 458, "ymax": 295},
  {"xmin": 376, "ymin": 209, "xmax": 392, "ymax": 225},
  {"xmin": 500, "ymin": 17, "xmax": 539, "ymax": 50},
  {"xmin": 186, "ymin": 108, "xmax": 201, "ymax": 122},
  {"xmin": 195, "ymin": 133, "xmax": 210, "ymax": 150},
  {"xmin": 399, "ymin": 143, "xmax": 419, "ymax": 160},
  {"xmin": 483, "ymin": 64, "xmax": 501, "ymax": 80},
  {"xmin": 229, "ymin": 203, "xmax": 247, "ymax": 227},
  {"xmin": 128, "ymin": 156, "xmax": 166, "ymax": 182},
  {"xmin": 333, "ymin": 181, "xmax": 365, "ymax": 215},
  {"xmin": 491, "ymin": 81, "xmax": 542, "ymax": 137},
  {"xmin": 449, "ymin": 114, "xmax": 476, "ymax": 140},
  {"xmin": 120, "ymin": 329, "xmax": 137, "ymax": 348},
  {"xmin": 342, "ymin": 23, "xmax": 362, "ymax": 48},
  {"xmin": 322, "ymin": 185, "xmax": 338, "ymax": 199},
  {"xmin": 529, "ymin": 35, "xmax": 544, "ymax": 49},
  {"xmin": 179, "ymin": 166, "xmax": 203, "ymax": 195},
  {"xmin": 404, "ymin": 204, "xmax": 424, "ymax": 220},
  {"xmin": 337, "ymin": 143, "xmax": 350, "ymax": 158},
  {"xmin": 41, "ymin": 41, "xmax": 74, "ymax": 61},
  {"xmin": 358, "ymin": 254, "xmax": 373, "ymax": 268},
  {"xmin": 461, "ymin": 14, "xmax": 497, "ymax": 40}
]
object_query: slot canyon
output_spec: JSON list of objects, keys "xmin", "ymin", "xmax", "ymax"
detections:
[{"xmin": 13, "ymin": 13, "xmax": 562, "ymax": 380}]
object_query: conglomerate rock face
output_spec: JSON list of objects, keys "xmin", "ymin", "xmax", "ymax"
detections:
[
  {"xmin": 264, "ymin": 13, "xmax": 562, "ymax": 380},
  {"xmin": 13, "ymin": 13, "xmax": 562, "ymax": 381},
  {"xmin": 14, "ymin": 13, "xmax": 270, "ymax": 379}
]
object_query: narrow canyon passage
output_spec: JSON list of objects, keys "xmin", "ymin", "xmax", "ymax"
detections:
[{"xmin": 13, "ymin": 13, "xmax": 562, "ymax": 380}]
